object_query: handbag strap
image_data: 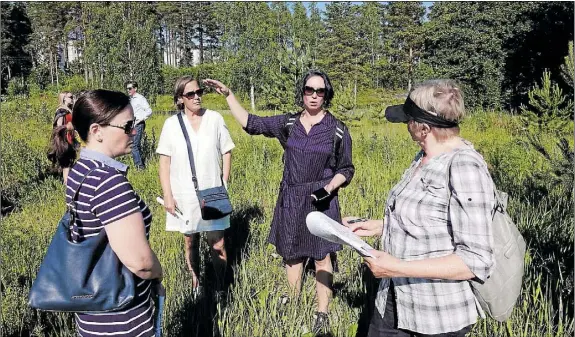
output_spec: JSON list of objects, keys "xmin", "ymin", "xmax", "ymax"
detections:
[
  {"xmin": 177, "ymin": 112, "xmax": 200, "ymax": 192},
  {"xmin": 177, "ymin": 112, "xmax": 226, "ymax": 193},
  {"xmin": 67, "ymin": 166, "xmax": 99, "ymax": 209},
  {"xmin": 66, "ymin": 166, "xmax": 99, "ymax": 236}
]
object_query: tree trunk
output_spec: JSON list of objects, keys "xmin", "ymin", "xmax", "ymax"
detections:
[
  {"xmin": 250, "ymin": 77, "xmax": 256, "ymax": 113},
  {"xmin": 63, "ymin": 40, "xmax": 68, "ymax": 70},
  {"xmin": 81, "ymin": 4, "xmax": 89, "ymax": 84},
  {"xmin": 168, "ymin": 29, "xmax": 172, "ymax": 66},
  {"xmin": 7, "ymin": 66, "xmax": 11, "ymax": 80},
  {"xmin": 55, "ymin": 53, "xmax": 59, "ymax": 88},
  {"xmin": 171, "ymin": 30, "xmax": 176, "ymax": 66},
  {"xmin": 49, "ymin": 49, "xmax": 54, "ymax": 85},
  {"xmin": 199, "ymin": 24, "xmax": 204, "ymax": 65},
  {"xmin": 165, "ymin": 27, "xmax": 170, "ymax": 65},
  {"xmin": 354, "ymin": 80, "xmax": 357, "ymax": 107},
  {"xmin": 408, "ymin": 47, "xmax": 413, "ymax": 92},
  {"xmin": 166, "ymin": 26, "xmax": 170, "ymax": 66},
  {"xmin": 127, "ymin": 39, "xmax": 133, "ymax": 78},
  {"xmin": 99, "ymin": 54, "xmax": 104, "ymax": 87}
]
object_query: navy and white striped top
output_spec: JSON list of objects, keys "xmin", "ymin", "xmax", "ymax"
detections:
[{"xmin": 66, "ymin": 148, "xmax": 155, "ymax": 337}]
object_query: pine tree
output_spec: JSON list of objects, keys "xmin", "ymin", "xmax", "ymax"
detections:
[
  {"xmin": 357, "ymin": 2, "xmax": 385, "ymax": 88},
  {"xmin": 1, "ymin": 2, "xmax": 33, "ymax": 94},
  {"xmin": 384, "ymin": 2, "xmax": 425, "ymax": 91},
  {"xmin": 318, "ymin": 1, "xmax": 367, "ymax": 107},
  {"xmin": 520, "ymin": 52, "xmax": 573, "ymax": 199}
]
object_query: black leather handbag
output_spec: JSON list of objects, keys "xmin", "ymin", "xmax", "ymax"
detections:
[
  {"xmin": 28, "ymin": 168, "xmax": 136, "ymax": 313},
  {"xmin": 177, "ymin": 113, "xmax": 233, "ymax": 220}
]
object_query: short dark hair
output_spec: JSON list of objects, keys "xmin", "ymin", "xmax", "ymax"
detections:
[
  {"xmin": 295, "ymin": 69, "xmax": 335, "ymax": 109},
  {"xmin": 125, "ymin": 80, "xmax": 138, "ymax": 89}
]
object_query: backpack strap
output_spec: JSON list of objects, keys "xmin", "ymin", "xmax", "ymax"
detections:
[
  {"xmin": 282, "ymin": 112, "xmax": 301, "ymax": 149},
  {"xmin": 445, "ymin": 150, "xmax": 505, "ymax": 212},
  {"xmin": 330, "ymin": 118, "xmax": 346, "ymax": 169},
  {"xmin": 282, "ymin": 112, "xmax": 346, "ymax": 169}
]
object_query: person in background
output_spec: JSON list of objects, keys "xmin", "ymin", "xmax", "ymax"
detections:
[
  {"xmin": 48, "ymin": 91, "xmax": 75, "ymax": 184},
  {"xmin": 126, "ymin": 80, "xmax": 152, "ymax": 170},
  {"xmin": 157, "ymin": 76, "xmax": 234, "ymax": 300},
  {"xmin": 53, "ymin": 91, "xmax": 74, "ymax": 127},
  {"xmin": 344, "ymin": 79, "xmax": 495, "ymax": 337},
  {"xmin": 47, "ymin": 89, "xmax": 163, "ymax": 337},
  {"xmin": 204, "ymin": 69, "xmax": 355, "ymax": 334}
]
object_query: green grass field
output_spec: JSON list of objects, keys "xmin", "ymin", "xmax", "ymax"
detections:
[{"xmin": 1, "ymin": 95, "xmax": 573, "ymax": 337}]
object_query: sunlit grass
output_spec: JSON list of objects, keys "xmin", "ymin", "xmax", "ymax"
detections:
[{"xmin": 1, "ymin": 103, "xmax": 572, "ymax": 336}]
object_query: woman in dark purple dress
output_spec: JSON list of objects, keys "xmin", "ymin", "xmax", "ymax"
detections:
[{"xmin": 204, "ymin": 70, "xmax": 354, "ymax": 333}]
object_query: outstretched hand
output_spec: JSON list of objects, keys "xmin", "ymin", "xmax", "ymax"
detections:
[{"xmin": 203, "ymin": 79, "xmax": 230, "ymax": 97}]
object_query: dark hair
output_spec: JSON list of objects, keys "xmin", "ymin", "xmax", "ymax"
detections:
[
  {"xmin": 47, "ymin": 89, "xmax": 131, "ymax": 167},
  {"xmin": 173, "ymin": 75, "xmax": 198, "ymax": 110},
  {"xmin": 125, "ymin": 80, "xmax": 138, "ymax": 89},
  {"xmin": 295, "ymin": 69, "xmax": 335, "ymax": 109}
]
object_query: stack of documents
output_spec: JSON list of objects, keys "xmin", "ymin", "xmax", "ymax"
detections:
[{"xmin": 306, "ymin": 211, "xmax": 375, "ymax": 258}]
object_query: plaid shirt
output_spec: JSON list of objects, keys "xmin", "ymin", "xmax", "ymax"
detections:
[{"xmin": 376, "ymin": 145, "xmax": 496, "ymax": 334}]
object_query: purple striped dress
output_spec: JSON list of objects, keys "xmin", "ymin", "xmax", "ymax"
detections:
[
  {"xmin": 65, "ymin": 149, "xmax": 155, "ymax": 337},
  {"xmin": 244, "ymin": 112, "xmax": 355, "ymax": 261}
]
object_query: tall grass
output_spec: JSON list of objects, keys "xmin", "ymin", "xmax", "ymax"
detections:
[{"xmin": 0, "ymin": 101, "xmax": 572, "ymax": 337}]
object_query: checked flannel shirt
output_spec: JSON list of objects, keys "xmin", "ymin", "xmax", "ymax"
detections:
[{"xmin": 376, "ymin": 143, "xmax": 496, "ymax": 335}]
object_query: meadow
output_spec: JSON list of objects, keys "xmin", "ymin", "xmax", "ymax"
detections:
[{"xmin": 0, "ymin": 93, "xmax": 573, "ymax": 337}]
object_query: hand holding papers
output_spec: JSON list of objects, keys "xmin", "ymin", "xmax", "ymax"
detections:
[
  {"xmin": 156, "ymin": 197, "xmax": 189, "ymax": 226},
  {"xmin": 306, "ymin": 211, "xmax": 375, "ymax": 258}
]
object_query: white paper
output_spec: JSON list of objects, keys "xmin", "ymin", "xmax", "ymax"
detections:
[{"xmin": 306, "ymin": 211, "xmax": 375, "ymax": 258}]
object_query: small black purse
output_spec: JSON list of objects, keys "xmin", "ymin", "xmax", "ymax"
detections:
[
  {"xmin": 28, "ymin": 168, "xmax": 136, "ymax": 313},
  {"xmin": 177, "ymin": 113, "xmax": 233, "ymax": 220}
]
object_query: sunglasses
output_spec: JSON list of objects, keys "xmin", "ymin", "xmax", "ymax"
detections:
[
  {"xmin": 182, "ymin": 89, "xmax": 204, "ymax": 99},
  {"xmin": 101, "ymin": 119, "xmax": 136, "ymax": 134},
  {"xmin": 304, "ymin": 86, "xmax": 326, "ymax": 97},
  {"xmin": 126, "ymin": 87, "xmax": 134, "ymax": 91}
]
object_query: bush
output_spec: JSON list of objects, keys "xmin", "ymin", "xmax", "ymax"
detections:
[
  {"xmin": 7, "ymin": 77, "xmax": 27, "ymax": 97},
  {"xmin": 0, "ymin": 133, "xmax": 49, "ymax": 208},
  {"xmin": 61, "ymin": 74, "xmax": 91, "ymax": 94}
]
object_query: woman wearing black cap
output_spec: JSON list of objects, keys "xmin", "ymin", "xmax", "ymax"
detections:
[{"xmin": 343, "ymin": 79, "xmax": 496, "ymax": 336}]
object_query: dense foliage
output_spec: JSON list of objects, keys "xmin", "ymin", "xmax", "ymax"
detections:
[{"xmin": 1, "ymin": 2, "xmax": 573, "ymax": 110}]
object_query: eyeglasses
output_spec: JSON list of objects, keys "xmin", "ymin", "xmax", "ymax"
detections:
[
  {"xmin": 304, "ymin": 86, "xmax": 326, "ymax": 97},
  {"xmin": 182, "ymin": 89, "xmax": 204, "ymax": 99},
  {"xmin": 101, "ymin": 119, "xmax": 136, "ymax": 134},
  {"xmin": 126, "ymin": 87, "xmax": 134, "ymax": 91}
]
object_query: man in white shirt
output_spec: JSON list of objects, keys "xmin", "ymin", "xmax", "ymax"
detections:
[{"xmin": 126, "ymin": 81, "xmax": 152, "ymax": 170}]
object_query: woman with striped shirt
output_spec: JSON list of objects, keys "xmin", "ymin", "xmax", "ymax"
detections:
[{"xmin": 48, "ymin": 89, "xmax": 163, "ymax": 337}]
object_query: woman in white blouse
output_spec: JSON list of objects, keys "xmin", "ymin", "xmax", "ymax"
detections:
[{"xmin": 157, "ymin": 76, "xmax": 235, "ymax": 297}]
